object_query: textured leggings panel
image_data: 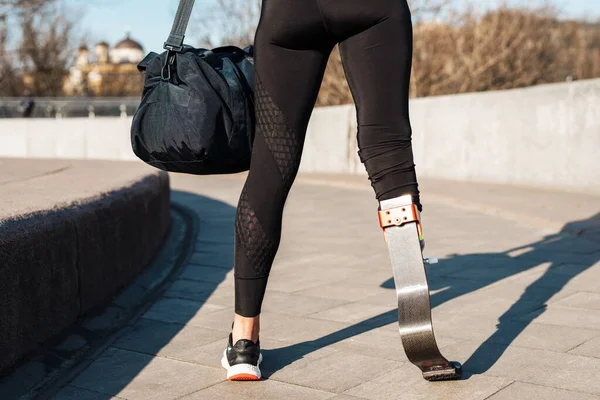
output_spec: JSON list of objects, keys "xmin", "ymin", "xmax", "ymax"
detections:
[
  {"xmin": 235, "ymin": 185, "xmax": 276, "ymax": 278},
  {"xmin": 255, "ymin": 75, "xmax": 304, "ymax": 193},
  {"xmin": 235, "ymin": 0, "xmax": 418, "ymax": 317}
]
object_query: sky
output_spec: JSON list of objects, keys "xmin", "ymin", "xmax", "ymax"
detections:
[{"xmin": 71, "ymin": 0, "xmax": 600, "ymax": 53}]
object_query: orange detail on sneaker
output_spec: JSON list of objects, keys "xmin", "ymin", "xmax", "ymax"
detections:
[{"xmin": 228, "ymin": 373, "xmax": 261, "ymax": 381}]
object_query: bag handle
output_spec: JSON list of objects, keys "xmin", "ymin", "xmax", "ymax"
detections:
[{"xmin": 164, "ymin": 0, "xmax": 196, "ymax": 52}]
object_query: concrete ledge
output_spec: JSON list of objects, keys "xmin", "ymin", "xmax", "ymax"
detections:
[
  {"xmin": 0, "ymin": 159, "xmax": 170, "ymax": 372},
  {"xmin": 2, "ymin": 79, "xmax": 597, "ymax": 194}
]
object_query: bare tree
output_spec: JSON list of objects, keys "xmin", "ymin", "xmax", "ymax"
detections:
[
  {"xmin": 0, "ymin": 0, "xmax": 55, "ymax": 95},
  {"xmin": 409, "ymin": 0, "xmax": 452, "ymax": 23},
  {"xmin": 411, "ymin": 5, "xmax": 600, "ymax": 97},
  {"xmin": 186, "ymin": 0, "xmax": 600, "ymax": 104},
  {"xmin": 18, "ymin": 2, "xmax": 74, "ymax": 96},
  {"xmin": 318, "ymin": 0, "xmax": 453, "ymax": 105},
  {"xmin": 0, "ymin": 0, "xmax": 49, "ymax": 16},
  {"xmin": 0, "ymin": 15, "xmax": 22, "ymax": 95},
  {"xmin": 193, "ymin": 0, "xmax": 456, "ymax": 105},
  {"xmin": 192, "ymin": 0, "xmax": 260, "ymax": 47}
]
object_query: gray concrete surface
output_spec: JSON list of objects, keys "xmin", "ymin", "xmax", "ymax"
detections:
[
  {"xmin": 0, "ymin": 158, "xmax": 171, "ymax": 373},
  {"xmin": 0, "ymin": 118, "xmax": 137, "ymax": 161},
  {"xmin": 302, "ymin": 78, "xmax": 600, "ymax": 194},
  {"xmin": 31, "ymin": 171, "xmax": 600, "ymax": 400},
  {"xmin": 1, "ymin": 78, "xmax": 598, "ymax": 194}
]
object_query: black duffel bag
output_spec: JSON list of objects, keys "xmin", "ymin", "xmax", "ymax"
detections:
[{"xmin": 131, "ymin": 0, "xmax": 255, "ymax": 175}]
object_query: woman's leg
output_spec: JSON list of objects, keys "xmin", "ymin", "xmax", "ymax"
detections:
[
  {"xmin": 337, "ymin": 1, "xmax": 420, "ymax": 209},
  {"xmin": 334, "ymin": 3, "xmax": 462, "ymax": 380},
  {"xmin": 233, "ymin": 0, "xmax": 334, "ymax": 341}
]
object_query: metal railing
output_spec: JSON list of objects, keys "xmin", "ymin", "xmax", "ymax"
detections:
[{"xmin": 0, "ymin": 97, "xmax": 141, "ymax": 118}]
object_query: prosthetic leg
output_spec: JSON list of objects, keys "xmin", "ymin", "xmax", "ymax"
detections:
[{"xmin": 379, "ymin": 195, "xmax": 462, "ymax": 381}]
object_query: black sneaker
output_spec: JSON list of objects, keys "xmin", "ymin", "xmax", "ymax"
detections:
[{"xmin": 221, "ymin": 333, "xmax": 263, "ymax": 381}]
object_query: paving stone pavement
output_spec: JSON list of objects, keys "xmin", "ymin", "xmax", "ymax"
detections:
[{"xmin": 53, "ymin": 173, "xmax": 600, "ymax": 400}]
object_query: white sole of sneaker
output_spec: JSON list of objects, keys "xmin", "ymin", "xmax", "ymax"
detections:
[{"xmin": 221, "ymin": 350, "xmax": 263, "ymax": 381}]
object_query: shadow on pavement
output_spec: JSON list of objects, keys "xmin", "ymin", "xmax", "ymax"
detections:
[
  {"xmin": 74, "ymin": 193, "xmax": 597, "ymax": 394},
  {"xmin": 53, "ymin": 190, "xmax": 239, "ymax": 399},
  {"xmin": 263, "ymin": 212, "xmax": 600, "ymax": 379}
]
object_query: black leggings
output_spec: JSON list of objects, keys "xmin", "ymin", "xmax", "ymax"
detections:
[{"xmin": 235, "ymin": 0, "xmax": 419, "ymax": 317}]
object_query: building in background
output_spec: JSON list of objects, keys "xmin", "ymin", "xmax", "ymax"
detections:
[{"xmin": 64, "ymin": 33, "xmax": 145, "ymax": 97}]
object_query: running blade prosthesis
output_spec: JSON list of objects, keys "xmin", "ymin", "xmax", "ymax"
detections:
[{"xmin": 379, "ymin": 195, "xmax": 462, "ymax": 381}]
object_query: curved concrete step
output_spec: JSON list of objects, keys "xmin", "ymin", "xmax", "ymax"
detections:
[{"xmin": 0, "ymin": 158, "xmax": 171, "ymax": 373}]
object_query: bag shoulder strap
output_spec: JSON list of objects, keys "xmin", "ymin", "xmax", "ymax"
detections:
[{"xmin": 164, "ymin": 0, "xmax": 196, "ymax": 52}]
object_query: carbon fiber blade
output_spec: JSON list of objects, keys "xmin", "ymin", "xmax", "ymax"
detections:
[{"xmin": 380, "ymin": 196, "xmax": 461, "ymax": 381}]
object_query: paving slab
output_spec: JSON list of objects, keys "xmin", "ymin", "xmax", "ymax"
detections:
[
  {"xmin": 118, "ymin": 328, "xmax": 298, "ymax": 373},
  {"xmin": 327, "ymin": 327, "xmax": 459, "ymax": 363},
  {"xmin": 258, "ymin": 312, "xmax": 353, "ymax": 343},
  {"xmin": 54, "ymin": 386, "xmax": 126, "ymax": 400},
  {"xmin": 0, "ymin": 361, "xmax": 46, "ymax": 398},
  {"xmin": 344, "ymin": 363, "xmax": 513, "ymax": 400},
  {"xmin": 294, "ymin": 281, "xmax": 389, "ymax": 302},
  {"xmin": 113, "ymin": 318, "xmax": 228, "ymax": 363},
  {"xmin": 163, "ymin": 278, "xmax": 233, "ymax": 302},
  {"xmin": 551, "ymin": 264, "xmax": 600, "ymax": 294},
  {"xmin": 26, "ymin": 172, "xmax": 600, "ymax": 400},
  {"xmin": 266, "ymin": 269, "xmax": 349, "ymax": 294},
  {"xmin": 264, "ymin": 346, "xmax": 400, "ymax": 393},
  {"xmin": 71, "ymin": 348, "xmax": 223, "ymax": 400},
  {"xmin": 487, "ymin": 382, "xmax": 600, "ymax": 400},
  {"xmin": 435, "ymin": 319, "xmax": 599, "ymax": 353},
  {"xmin": 553, "ymin": 292, "xmax": 600, "ymax": 310},
  {"xmin": 261, "ymin": 290, "xmax": 351, "ymax": 317},
  {"xmin": 442, "ymin": 340, "xmax": 600, "ymax": 395},
  {"xmin": 517, "ymin": 306, "xmax": 600, "ymax": 331},
  {"xmin": 142, "ymin": 297, "xmax": 230, "ymax": 327},
  {"xmin": 182, "ymin": 379, "xmax": 335, "ymax": 400},
  {"xmin": 179, "ymin": 264, "xmax": 235, "ymax": 284},
  {"xmin": 455, "ymin": 262, "xmax": 578, "ymax": 305},
  {"xmin": 569, "ymin": 335, "xmax": 600, "ymax": 358},
  {"xmin": 309, "ymin": 302, "xmax": 395, "ymax": 324},
  {"xmin": 189, "ymin": 250, "xmax": 234, "ymax": 269}
]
